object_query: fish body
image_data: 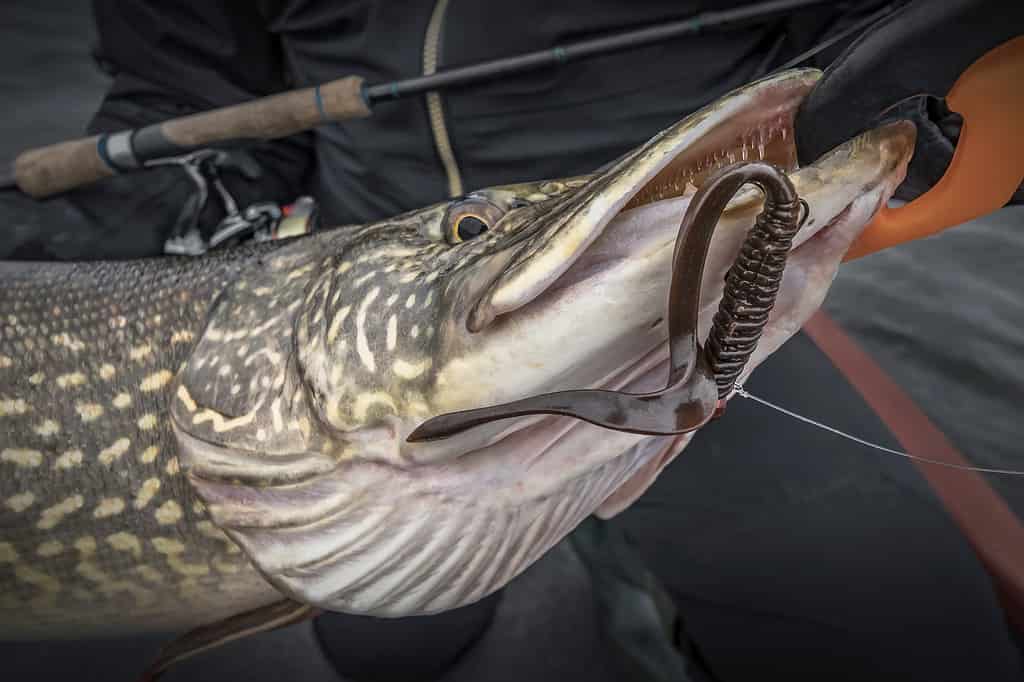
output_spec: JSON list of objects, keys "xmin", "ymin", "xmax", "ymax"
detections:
[
  {"xmin": 0, "ymin": 69, "xmax": 915, "ymax": 636},
  {"xmin": 0, "ymin": 248, "xmax": 287, "ymax": 636}
]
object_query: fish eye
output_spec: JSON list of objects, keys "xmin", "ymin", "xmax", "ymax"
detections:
[
  {"xmin": 456, "ymin": 215, "xmax": 489, "ymax": 241},
  {"xmin": 444, "ymin": 197, "xmax": 504, "ymax": 244}
]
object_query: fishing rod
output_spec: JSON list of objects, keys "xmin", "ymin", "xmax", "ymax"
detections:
[{"xmin": 2, "ymin": 0, "xmax": 836, "ymax": 199}]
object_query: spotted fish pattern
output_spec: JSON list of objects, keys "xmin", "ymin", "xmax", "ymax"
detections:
[
  {"xmin": 0, "ymin": 249, "xmax": 286, "ymax": 636},
  {"xmin": 0, "ymin": 182, "xmax": 581, "ymax": 635}
]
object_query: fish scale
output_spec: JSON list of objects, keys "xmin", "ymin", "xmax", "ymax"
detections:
[{"xmin": 0, "ymin": 246, "xmax": 285, "ymax": 636}]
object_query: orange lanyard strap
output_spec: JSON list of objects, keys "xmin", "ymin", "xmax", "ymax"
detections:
[
  {"xmin": 793, "ymin": 0, "xmax": 1024, "ymax": 258},
  {"xmin": 847, "ymin": 35, "xmax": 1024, "ymax": 259}
]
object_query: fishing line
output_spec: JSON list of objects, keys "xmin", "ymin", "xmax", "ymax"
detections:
[
  {"xmin": 731, "ymin": 384, "xmax": 1024, "ymax": 476},
  {"xmin": 772, "ymin": 3, "xmax": 898, "ymax": 72}
]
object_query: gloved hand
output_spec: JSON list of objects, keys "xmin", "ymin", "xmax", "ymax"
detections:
[{"xmin": 795, "ymin": 0, "xmax": 1024, "ymax": 204}]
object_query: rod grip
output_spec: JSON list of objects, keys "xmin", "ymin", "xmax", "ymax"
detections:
[
  {"xmin": 11, "ymin": 75, "xmax": 370, "ymax": 199},
  {"xmin": 160, "ymin": 75, "xmax": 370, "ymax": 147},
  {"xmin": 13, "ymin": 135, "xmax": 115, "ymax": 199}
]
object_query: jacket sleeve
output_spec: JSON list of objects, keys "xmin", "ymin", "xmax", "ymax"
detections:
[
  {"xmin": 789, "ymin": 0, "xmax": 1023, "ymax": 203},
  {"xmin": 63, "ymin": 1, "xmax": 314, "ymax": 256}
]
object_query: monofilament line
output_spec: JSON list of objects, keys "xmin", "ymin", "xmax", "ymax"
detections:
[{"xmin": 732, "ymin": 384, "xmax": 1024, "ymax": 477}]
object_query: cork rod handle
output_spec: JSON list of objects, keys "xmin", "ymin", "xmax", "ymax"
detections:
[{"xmin": 13, "ymin": 75, "xmax": 370, "ymax": 199}]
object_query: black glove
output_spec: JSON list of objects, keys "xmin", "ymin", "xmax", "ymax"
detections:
[{"xmin": 795, "ymin": 0, "xmax": 1024, "ymax": 204}]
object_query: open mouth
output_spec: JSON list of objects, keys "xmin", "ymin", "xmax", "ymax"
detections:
[
  {"xmin": 471, "ymin": 70, "xmax": 822, "ymax": 332},
  {"xmin": 616, "ymin": 70, "xmax": 810, "ymax": 217},
  {"xmin": 498, "ymin": 72, "xmax": 817, "ymax": 319},
  {"xmin": 418, "ymin": 69, "xmax": 920, "ymax": 445},
  {"xmin": 621, "ymin": 100, "xmax": 799, "ymax": 213}
]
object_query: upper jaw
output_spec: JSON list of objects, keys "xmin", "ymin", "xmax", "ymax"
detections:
[{"xmin": 466, "ymin": 68, "xmax": 822, "ymax": 332}]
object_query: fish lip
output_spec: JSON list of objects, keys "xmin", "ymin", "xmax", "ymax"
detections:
[
  {"xmin": 787, "ymin": 118, "xmax": 918, "ymax": 253},
  {"xmin": 468, "ymin": 69, "xmax": 822, "ymax": 331}
]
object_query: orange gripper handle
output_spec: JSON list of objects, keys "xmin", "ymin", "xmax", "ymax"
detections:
[{"xmin": 845, "ymin": 34, "xmax": 1024, "ymax": 261}]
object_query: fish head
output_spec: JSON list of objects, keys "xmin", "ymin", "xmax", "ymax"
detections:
[{"xmin": 170, "ymin": 68, "xmax": 915, "ymax": 616}]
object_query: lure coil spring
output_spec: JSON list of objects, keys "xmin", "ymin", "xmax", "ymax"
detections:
[{"xmin": 705, "ymin": 176, "xmax": 803, "ymax": 398}]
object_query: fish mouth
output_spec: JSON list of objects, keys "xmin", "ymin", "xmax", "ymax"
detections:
[
  {"xmin": 429, "ymin": 68, "xmax": 915, "ymax": 449},
  {"xmin": 468, "ymin": 68, "xmax": 820, "ymax": 331},
  {"xmin": 422, "ymin": 98, "xmax": 914, "ymax": 517}
]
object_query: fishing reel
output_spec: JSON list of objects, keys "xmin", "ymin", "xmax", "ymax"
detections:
[{"xmin": 152, "ymin": 148, "xmax": 320, "ymax": 256}]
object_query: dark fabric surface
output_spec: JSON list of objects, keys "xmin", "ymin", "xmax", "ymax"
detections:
[
  {"xmin": 87, "ymin": 0, "xmax": 882, "ymax": 227},
  {"xmin": 6, "ymin": 0, "xmax": 887, "ymax": 260},
  {"xmin": 824, "ymin": 207, "xmax": 1024, "ymax": 520},
  {"xmin": 1, "ymin": 167, "xmax": 197, "ymax": 260},
  {"xmin": 7, "ymin": 0, "xmax": 926, "ymax": 261},
  {"xmin": 314, "ymin": 592, "xmax": 503, "ymax": 682},
  {"xmin": 792, "ymin": 0, "xmax": 1024, "ymax": 205},
  {"xmin": 613, "ymin": 332, "xmax": 1024, "ymax": 681},
  {"xmin": 3, "ymin": 2, "xmax": 1024, "ymax": 681}
]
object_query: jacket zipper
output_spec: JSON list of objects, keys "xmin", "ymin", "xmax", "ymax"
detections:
[{"xmin": 423, "ymin": 0, "xmax": 464, "ymax": 198}]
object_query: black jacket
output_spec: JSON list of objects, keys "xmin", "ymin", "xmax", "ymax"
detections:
[{"xmin": 89, "ymin": 1, "xmax": 877, "ymax": 226}]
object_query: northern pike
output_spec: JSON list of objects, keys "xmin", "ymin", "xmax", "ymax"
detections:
[{"xmin": 0, "ymin": 69, "xmax": 914, "ymax": 637}]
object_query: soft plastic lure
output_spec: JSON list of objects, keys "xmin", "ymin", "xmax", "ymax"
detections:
[{"xmin": 407, "ymin": 161, "xmax": 803, "ymax": 442}]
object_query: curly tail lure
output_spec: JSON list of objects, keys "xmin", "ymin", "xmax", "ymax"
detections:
[
  {"xmin": 705, "ymin": 166, "xmax": 804, "ymax": 398},
  {"xmin": 408, "ymin": 161, "xmax": 803, "ymax": 442}
]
